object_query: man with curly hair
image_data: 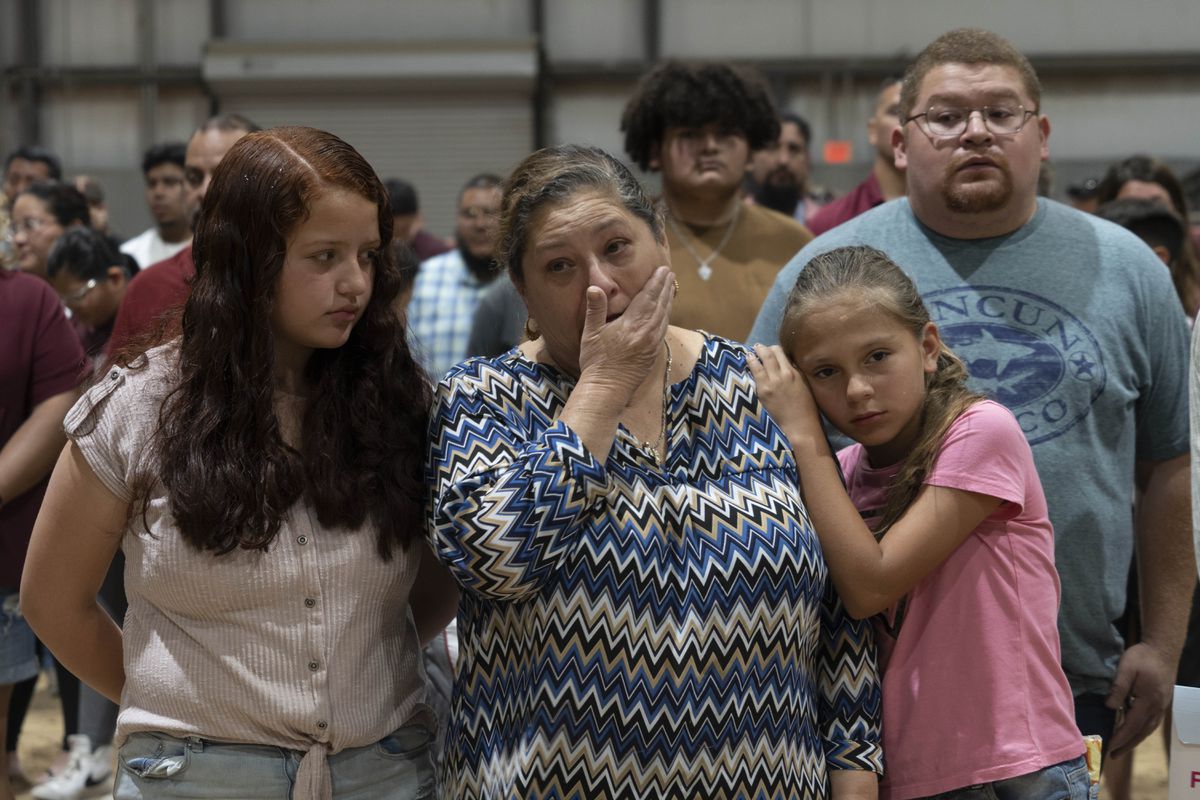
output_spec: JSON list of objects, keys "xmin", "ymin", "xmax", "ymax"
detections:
[{"xmin": 621, "ymin": 60, "xmax": 811, "ymax": 342}]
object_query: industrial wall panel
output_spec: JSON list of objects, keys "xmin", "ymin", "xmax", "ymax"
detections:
[
  {"xmin": 546, "ymin": 85, "xmax": 632, "ymax": 157},
  {"xmin": 1039, "ymin": 75, "xmax": 1200, "ymax": 161},
  {"xmin": 43, "ymin": 0, "xmax": 137, "ymax": 66},
  {"xmin": 657, "ymin": 0, "xmax": 1200, "ymax": 59},
  {"xmin": 153, "ymin": 89, "xmax": 212, "ymax": 144},
  {"xmin": 544, "ymin": 0, "xmax": 643, "ymax": 63},
  {"xmin": 0, "ymin": 0, "xmax": 17, "ymax": 68},
  {"xmin": 155, "ymin": 0, "xmax": 210, "ymax": 65},
  {"xmin": 220, "ymin": 91, "xmax": 532, "ymax": 239},
  {"xmin": 42, "ymin": 87, "xmax": 142, "ymax": 166},
  {"xmin": 779, "ymin": 80, "xmax": 879, "ymax": 164},
  {"xmin": 661, "ymin": 0, "xmax": 811, "ymax": 59},
  {"xmin": 35, "ymin": 87, "xmax": 207, "ymax": 235},
  {"xmin": 807, "ymin": 0, "xmax": 1200, "ymax": 57},
  {"xmin": 225, "ymin": 0, "xmax": 530, "ymax": 42},
  {"xmin": 41, "ymin": 0, "xmax": 208, "ymax": 67},
  {"xmin": 40, "ymin": 87, "xmax": 207, "ymax": 166}
]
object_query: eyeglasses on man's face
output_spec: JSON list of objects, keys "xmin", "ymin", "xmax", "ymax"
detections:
[
  {"xmin": 905, "ymin": 104, "xmax": 1038, "ymax": 138},
  {"xmin": 59, "ymin": 278, "xmax": 99, "ymax": 304}
]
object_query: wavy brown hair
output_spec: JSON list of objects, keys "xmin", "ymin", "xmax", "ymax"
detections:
[
  {"xmin": 779, "ymin": 246, "xmax": 984, "ymax": 537},
  {"xmin": 148, "ymin": 126, "xmax": 430, "ymax": 558}
]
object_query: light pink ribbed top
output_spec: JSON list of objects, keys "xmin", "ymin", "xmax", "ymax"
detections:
[{"xmin": 64, "ymin": 346, "xmax": 429, "ymax": 798}]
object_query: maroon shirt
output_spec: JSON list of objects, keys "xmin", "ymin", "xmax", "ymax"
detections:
[
  {"xmin": 106, "ymin": 246, "xmax": 195, "ymax": 361},
  {"xmin": 805, "ymin": 172, "xmax": 886, "ymax": 237},
  {"xmin": 411, "ymin": 229, "xmax": 452, "ymax": 262},
  {"xmin": 0, "ymin": 270, "xmax": 86, "ymax": 587}
]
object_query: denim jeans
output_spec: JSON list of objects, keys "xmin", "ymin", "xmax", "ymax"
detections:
[
  {"xmin": 920, "ymin": 756, "xmax": 1096, "ymax": 799},
  {"xmin": 112, "ymin": 723, "xmax": 435, "ymax": 799},
  {"xmin": 0, "ymin": 590, "xmax": 38, "ymax": 685}
]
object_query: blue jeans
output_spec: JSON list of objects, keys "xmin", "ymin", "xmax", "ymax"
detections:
[
  {"xmin": 112, "ymin": 724, "xmax": 435, "ymax": 799},
  {"xmin": 0, "ymin": 590, "xmax": 38, "ymax": 685},
  {"xmin": 921, "ymin": 756, "xmax": 1096, "ymax": 799}
]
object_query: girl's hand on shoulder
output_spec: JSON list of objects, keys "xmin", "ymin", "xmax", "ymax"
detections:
[{"xmin": 748, "ymin": 344, "xmax": 825, "ymax": 450}]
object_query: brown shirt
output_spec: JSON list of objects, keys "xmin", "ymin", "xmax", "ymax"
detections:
[{"xmin": 666, "ymin": 203, "xmax": 811, "ymax": 342}]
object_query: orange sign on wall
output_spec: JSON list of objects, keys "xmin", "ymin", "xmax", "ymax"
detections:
[{"xmin": 823, "ymin": 140, "xmax": 853, "ymax": 164}]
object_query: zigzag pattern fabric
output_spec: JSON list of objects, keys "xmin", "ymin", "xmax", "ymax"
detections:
[{"xmin": 427, "ymin": 336, "xmax": 882, "ymax": 799}]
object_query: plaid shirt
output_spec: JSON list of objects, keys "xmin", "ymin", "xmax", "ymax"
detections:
[{"xmin": 407, "ymin": 249, "xmax": 496, "ymax": 381}]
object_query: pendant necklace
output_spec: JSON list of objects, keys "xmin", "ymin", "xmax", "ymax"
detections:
[
  {"xmin": 664, "ymin": 201, "xmax": 742, "ymax": 282},
  {"xmin": 641, "ymin": 338, "xmax": 673, "ymax": 464}
]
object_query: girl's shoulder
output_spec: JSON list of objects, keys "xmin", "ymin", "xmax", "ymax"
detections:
[
  {"xmin": 64, "ymin": 343, "xmax": 179, "ymax": 501},
  {"xmin": 942, "ymin": 400, "xmax": 1028, "ymax": 450},
  {"xmin": 931, "ymin": 400, "xmax": 1037, "ymax": 490},
  {"xmin": 79, "ymin": 342, "xmax": 179, "ymax": 417}
]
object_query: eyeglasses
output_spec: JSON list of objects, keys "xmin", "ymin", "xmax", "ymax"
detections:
[
  {"xmin": 457, "ymin": 207, "xmax": 499, "ymax": 222},
  {"xmin": 59, "ymin": 278, "xmax": 98, "ymax": 304},
  {"xmin": 5, "ymin": 216, "xmax": 52, "ymax": 241},
  {"xmin": 905, "ymin": 104, "xmax": 1038, "ymax": 138}
]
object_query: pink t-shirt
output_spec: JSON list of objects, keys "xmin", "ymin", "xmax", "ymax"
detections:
[{"xmin": 837, "ymin": 400, "xmax": 1083, "ymax": 799}]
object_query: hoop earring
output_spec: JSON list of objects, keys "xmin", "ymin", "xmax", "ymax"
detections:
[{"xmin": 524, "ymin": 317, "xmax": 540, "ymax": 341}]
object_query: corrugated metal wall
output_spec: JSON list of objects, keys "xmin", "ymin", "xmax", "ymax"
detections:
[
  {"xmin": 220, "ymin": 91, "xmax": 532, "ymax": 236},
  {"xmin": 2, "ymin": 0, "xmax": 1198, "ymax": 236}
]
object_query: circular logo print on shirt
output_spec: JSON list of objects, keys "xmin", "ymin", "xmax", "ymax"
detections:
[{"xmin": 923, "ymin": 286, "xmax": 1106, "ymax": 445}]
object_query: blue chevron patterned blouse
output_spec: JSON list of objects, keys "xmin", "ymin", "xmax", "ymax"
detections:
[{"xmin": 427, "ymin": 335, "xmax": 882, "ymax": 799}]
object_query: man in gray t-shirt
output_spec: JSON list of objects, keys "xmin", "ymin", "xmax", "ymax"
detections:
[{"xmin": 751, "ymin": 28, "xmax": 1191, "ymax": 759}]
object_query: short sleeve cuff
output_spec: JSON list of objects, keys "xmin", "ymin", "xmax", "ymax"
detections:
[
  {"xmin": 1137, "ymin": 435, "xmax": 1189, "ymax": 464},
  {"xmin": 824, "ymin": 739, "xmax": 884, "ymax": 773},
  {"xmin": 63, "ymin": 365, "xmax": 133, "ymax": 502}
]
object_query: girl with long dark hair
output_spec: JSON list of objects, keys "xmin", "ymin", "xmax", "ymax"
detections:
[{"xmin": 21, "ymin": 126, "xmax": 456, "ymax": 799}]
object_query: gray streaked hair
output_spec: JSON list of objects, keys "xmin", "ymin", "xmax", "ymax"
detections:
[{"xmin": 497, "ymin": 144, "xmax": 662, "ymax": 284}]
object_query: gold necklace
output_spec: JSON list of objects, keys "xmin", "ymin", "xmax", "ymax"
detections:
[
  {"xmin": 641, "ymin": 338, "xmax": 673, "ymax": 464},
  {"xmin": 663, "ymin": 201, "xmax": 742, "ymax": 282}
]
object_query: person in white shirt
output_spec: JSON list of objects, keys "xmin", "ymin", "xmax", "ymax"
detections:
[{"xmin": 119, "ymin": 143, "xmax": 191, "ymax": 270}]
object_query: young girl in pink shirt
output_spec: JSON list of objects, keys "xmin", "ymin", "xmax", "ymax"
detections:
[{"xmin": 749, "ymin": 245, "xmax": 1091, "ymax": 799}]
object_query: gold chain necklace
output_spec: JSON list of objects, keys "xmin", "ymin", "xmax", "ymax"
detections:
[
  {"xmin": 641, "ymin": 338, "xmax": 673, "ymax": 464},
  {"xmin": 663, "ymin": 201, "xmax": 742, "ymax": 281}
]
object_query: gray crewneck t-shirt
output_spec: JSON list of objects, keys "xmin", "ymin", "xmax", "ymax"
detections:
[{"xmin": 750, "ymin": 197, "xmax": 1190, "ymax": 698}]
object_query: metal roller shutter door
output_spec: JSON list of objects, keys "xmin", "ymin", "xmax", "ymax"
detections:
[{"xmin": 219, "ymin": 91, "xmax": 533, "ymax": 238}]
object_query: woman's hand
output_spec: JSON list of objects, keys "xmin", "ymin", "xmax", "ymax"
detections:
[
  {"xmin": 577, "ymin": 265, "xmax": 674, "ymax": 402},
  {"xmin": 748, "ymin": 344, "xmax": 826, "ymax": 456}
]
